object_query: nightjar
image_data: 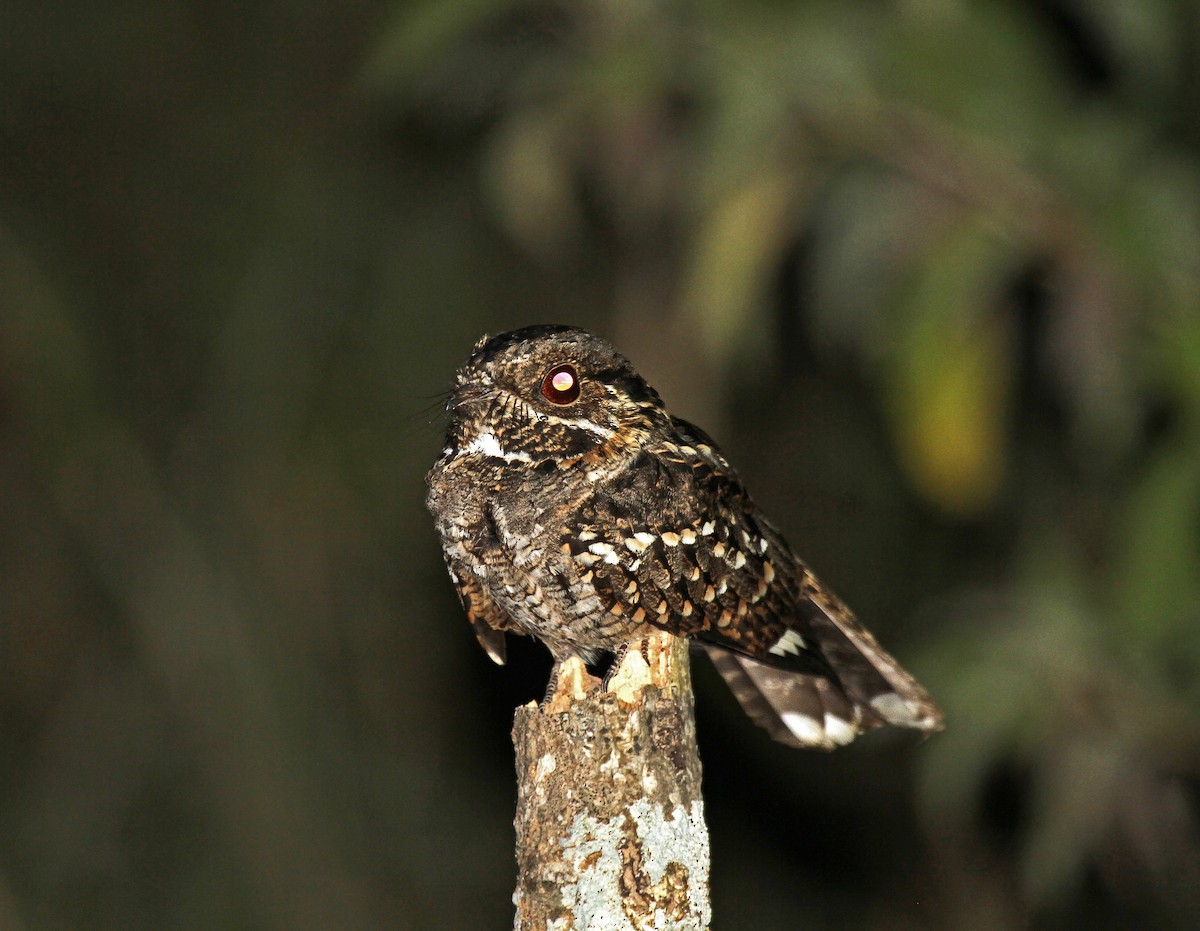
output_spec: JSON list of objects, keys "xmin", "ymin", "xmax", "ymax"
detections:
[{"xmin": 426, "ymin": 325, "xmax": 943, "ymax": 749}]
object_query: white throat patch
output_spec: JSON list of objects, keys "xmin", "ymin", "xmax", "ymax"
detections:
[{"xmin": 463, "ymin": 432, "xmax": 533, "ymax": 463}]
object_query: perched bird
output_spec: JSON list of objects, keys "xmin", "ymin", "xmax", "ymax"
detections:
[{"xmin": 426, "ymin": 325, "xmax": 943, "ymax": 749}]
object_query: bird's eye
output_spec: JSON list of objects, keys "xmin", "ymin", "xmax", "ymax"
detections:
[{"xmin": 541, "ymin": 363, "xmax": 581, "ymax": 405}]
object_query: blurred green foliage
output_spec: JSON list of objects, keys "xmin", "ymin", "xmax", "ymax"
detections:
[{"xmin": 3, "ymin": 1, "xmax": 1199, "ymax": 928}]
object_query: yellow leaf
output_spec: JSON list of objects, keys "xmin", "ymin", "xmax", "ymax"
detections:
[
  {"xmin": 887, "ymin": 223, "xmax": 1012, "ymax": 516},
  {"xmin": 682, "ymin": 171, "xmax": 799, "ymax": 362}
]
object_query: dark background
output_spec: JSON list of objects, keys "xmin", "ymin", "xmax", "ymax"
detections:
[{"xmin": 3, "ymin": 1, "xmax": 1200, "ymax": 928}]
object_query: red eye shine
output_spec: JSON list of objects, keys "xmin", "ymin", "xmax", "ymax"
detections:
[{"xmin": 541, "ymin": 363, "xmax": 581, "ymax": 404}]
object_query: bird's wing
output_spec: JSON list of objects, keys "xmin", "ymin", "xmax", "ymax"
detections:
[{"xmin": 566, "ymin": 417, "xmax": 942, "ymax": 748}]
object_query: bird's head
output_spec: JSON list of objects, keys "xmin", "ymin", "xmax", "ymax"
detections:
[{"xmin": 443, "ymin": 325, "xmax": 669, "ymax": 464}]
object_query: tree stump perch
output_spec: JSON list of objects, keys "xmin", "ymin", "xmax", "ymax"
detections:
[{"xmin": 512, "ymin": 631, "xmax": 712, "ymax": 930}]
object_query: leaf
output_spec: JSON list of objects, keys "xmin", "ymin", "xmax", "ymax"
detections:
[
  {"xmin": 1111, "ymin": 444, "xmax": 1200, "ymax": 677},
  {"xmin": 358, "ymin": 0, "xmax": 537, "ymax": 92},
  {"xmin": 885, "ymin": 220, "xmax": 1013, "ymax": 516},
  {"xmin": 681, "ymin": 170, "xmax": 801, "ymax": 364}
]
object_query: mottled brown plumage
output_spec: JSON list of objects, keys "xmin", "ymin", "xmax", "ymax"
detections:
[{"xmin": 426, "ymin": 325, "xmax": 943, "ymax": 749}]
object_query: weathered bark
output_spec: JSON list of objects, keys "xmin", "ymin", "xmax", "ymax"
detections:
[{"xmin": 512, "ymin": 632, "xmax": 711, "ymax": 931}]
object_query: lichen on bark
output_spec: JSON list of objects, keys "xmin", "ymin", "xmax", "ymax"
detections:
[{"xmin": 512, "ymin": 632, "xmax": 711, "ymax": 930}]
